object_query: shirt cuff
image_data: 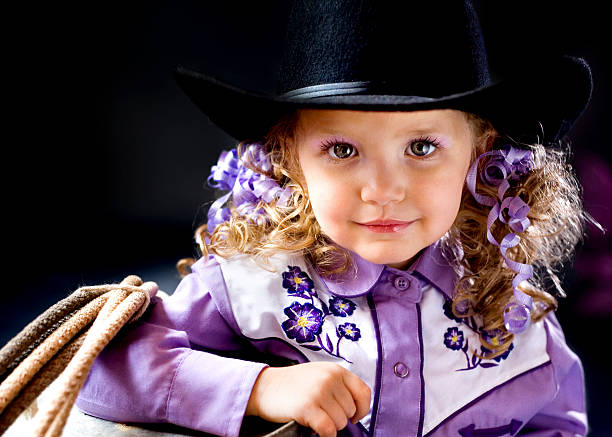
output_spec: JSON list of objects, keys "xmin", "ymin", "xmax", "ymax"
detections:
[{"xmin": 166, "ymin": 350, "xmax": 268, "ymax": 437}]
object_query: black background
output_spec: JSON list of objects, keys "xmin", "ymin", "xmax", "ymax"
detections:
[{"xmin": 3, "ymin": 2, "xmax": 610, "ymax": 434}]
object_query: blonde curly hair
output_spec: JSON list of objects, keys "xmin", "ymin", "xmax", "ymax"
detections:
[
  {"xmin": 179, "ymin": 109, "xmax": 593, "ymax": 357},
  {"xmin": 182, "ymin": 111, "xmax": 354, "ymax": 277},
  {"xmin": 441, "ymin": 113, "xmax": 593, "ymax": 356}
]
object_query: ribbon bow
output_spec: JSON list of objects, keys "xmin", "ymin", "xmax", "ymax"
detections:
[
  {"xmin": 466, "ymin": 145, "xmax": 535, "ymax": 334},
  {"xmin": 206, "ymin": 143, "xmax": 293, "ymax": 234}
]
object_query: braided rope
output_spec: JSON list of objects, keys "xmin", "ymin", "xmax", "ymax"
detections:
[
  {"xmin": 0, "ymin": 275, "xmax": 158, "ymax": 436},
  {"xmin": 0, "ymin": 331, "xmax": 87, "ymax": 433}
]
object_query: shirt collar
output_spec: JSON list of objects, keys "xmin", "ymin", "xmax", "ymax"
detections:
[
  {"xmin": 316, "ymin": 250, "xmax": 385, "ymax": 298},
  {"xmin": 318, "ymin": 241, "xmax": 458, "ymax": 299},
  {"xmin": 405, "ymin": 241, "xmax": 458, "ymax": 299}
]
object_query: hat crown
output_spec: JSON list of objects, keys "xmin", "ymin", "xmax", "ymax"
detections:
[
  {"xmin": 174, "ymin": 0, "xmax": 592, "ymax": 143},
  {"xmin": 277, "ymin": 0, "xmax": 491, "ymax": 97}
]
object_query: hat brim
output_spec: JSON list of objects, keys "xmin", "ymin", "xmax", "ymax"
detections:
[{"xmin": 174, "ymin": 56, "xmax": 592, "ymax": 144}]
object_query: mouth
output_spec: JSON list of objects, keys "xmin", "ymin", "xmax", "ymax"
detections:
[{"xmin": 357, "ymin": 220, "xmax": 415, "ymax": 233}]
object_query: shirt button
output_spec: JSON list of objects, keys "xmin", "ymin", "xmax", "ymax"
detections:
[
  {"xmin": 394, "ymin": 362, "xmax": 410, "ymax": 378},
  {"xmin": 393, "ymin": 276, "xmax": 410, "ymax": 291}
]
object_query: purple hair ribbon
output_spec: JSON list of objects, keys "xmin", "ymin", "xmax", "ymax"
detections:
[
  {"xmin": 466, "ymin": 145, "xmax": 535, "ymax": 334},
  {"xmin": 206, "ymin": 143, "xmax": 293, "ymax": 234}
]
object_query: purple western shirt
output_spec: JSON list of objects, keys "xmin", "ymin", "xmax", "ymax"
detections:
[{"xmin": 76, "ymin": 243, "xmax": 587, "ymax": 436}]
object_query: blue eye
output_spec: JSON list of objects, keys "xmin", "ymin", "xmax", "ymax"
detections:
[{"xmin": 406, "ymin": 137, "xmax": 440, "ymax": 157}]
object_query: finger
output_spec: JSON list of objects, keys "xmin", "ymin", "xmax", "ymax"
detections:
[
  {"xmin": 318, "ymin": 394, "xmax": 351, "ymax": 431},
  {"xmin": 342, "ymin": 371, "xmax": 372, "ymax": 422},
  {"xmin": 305, "ymin": 406, "xmax": 338, "ymax": 437},
  {"xmin": 332, "ymin": 384, "xmax": 357, "ymax": 420}
]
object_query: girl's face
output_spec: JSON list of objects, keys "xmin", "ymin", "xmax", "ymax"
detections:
[{"xmin": 296, "ymin": 109, "xmax": 474, "ymax": 270}]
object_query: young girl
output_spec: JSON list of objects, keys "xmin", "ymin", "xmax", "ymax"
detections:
[{"xmin": 76, "ymin": 1, "xmax": 594, "ymax": 436}]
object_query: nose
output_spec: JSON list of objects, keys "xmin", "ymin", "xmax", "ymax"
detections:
[{"xmin": 360, "ymin": 160, "xmax": 406, "ymax": 206}]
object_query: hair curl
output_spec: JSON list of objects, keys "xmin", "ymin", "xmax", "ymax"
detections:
[
  {"xmin": 441, "ymin": 113, "xmax": 594, "ymax": 357},
  {"xmin": 179, "ymin": 110, "xmax": 593, "ymax": 357},
  {"xmin": 179, "ymin": 111, "xmax": 354, "ymax": 278}
]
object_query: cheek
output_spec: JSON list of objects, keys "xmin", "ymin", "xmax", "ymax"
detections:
[
  {"xmin": 301, "ymin": 172, "xmax": 359, "ymax": 244},
  {"xmin": 308, "ymin": 179, "xmax": 351, "ymax": 227},
  {"xmin": 300, "ymin": 163, "xmax": 343, "ymax": 222},
  {"xmin": 420, "ymin": 165, "xmax": 467, "ymax": 225}
]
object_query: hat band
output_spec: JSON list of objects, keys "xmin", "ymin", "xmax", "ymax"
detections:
[
  {"xmin": 280, "ymin": 81, "xmax": 442, "ymax": 104},
  {"xmin": 281, "ymin": 81, "xmax": 372, "ymax": 99}
]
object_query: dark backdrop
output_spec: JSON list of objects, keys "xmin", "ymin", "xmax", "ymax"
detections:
[{"xmin": 3, "ymin": 2, "xmax": 610, "ymax": 435}]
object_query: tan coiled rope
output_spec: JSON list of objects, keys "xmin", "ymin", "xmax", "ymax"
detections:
[{"xmin": 0, "ymin": 276, "xmax": 158, "ymax": 436}]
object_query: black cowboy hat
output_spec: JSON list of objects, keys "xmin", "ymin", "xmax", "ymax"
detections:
[{"xmin": 174, "ymin": 0, "xmax": 592, "ymax": 144}]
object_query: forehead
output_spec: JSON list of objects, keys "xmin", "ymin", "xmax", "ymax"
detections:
[{"xmin": 295, "ymin": 109, "xmax": 472, "ymax": 139}]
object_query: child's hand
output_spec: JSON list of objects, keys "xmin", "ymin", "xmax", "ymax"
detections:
[{"xmin": 245, "ymin": 362, "xmax": 371, "ymax": 437}]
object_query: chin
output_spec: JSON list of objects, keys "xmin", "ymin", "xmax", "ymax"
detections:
[{"xmin": 359, "ymin": 249, "xmax": 418, "ymax": 268}]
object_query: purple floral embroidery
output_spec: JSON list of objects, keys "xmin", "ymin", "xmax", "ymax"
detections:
[
  {"xmin": 442, "ymin": 298, "xmax": 464, "ymax": 324},
  {"xmin": 481, "ymin": 328, "xmax": 504, "ymax": 344},
  {"xmin": 281, "ymin": 302, "xmax": 323, "ymax": 343},
  {"xmin": 442, "ymin": 300, "xmax": 514, "ymax": 371},
  {"xmin": 282, "ymin": 266, "xmax": 315, "ymax": 297},
  {"xmin": 443, "ymin": 326, "xmax": 514, "ymax": 371},
  {"xmin": 442, "ymin": 298, "xmax": 478, "ymax": 330},
  {"xmin": 444, "ymin": 327, "xmax": 464, "ymax": 350},
  {"xmin": 329, "ymin": 297, "xmax": 356, "ymax": 317},
  {"xmin": 338, "ymin": 323, "xmax": 361, "ymax": 341},
  {"xmin": 495, "ymin": 343, "xmax": 514, "ymax": 361},
  {"xmin": 482, "ymin": 343, "xmax": 514, "ymax": 362},
  {"xmin": 280, "ymin": 266, "xmax": 360, "ymax": 363}
]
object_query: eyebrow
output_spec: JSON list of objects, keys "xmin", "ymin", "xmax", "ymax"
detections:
[
  {"xmin": 396, "ymin": 125, "xmax": 444, "ymax": 136},
  {"xmin": 315, "ymin": 125, "xmax": 449, "ymax": 138}
]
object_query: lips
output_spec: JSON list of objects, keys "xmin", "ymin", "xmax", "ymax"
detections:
[
  {"xmin": 357, "ymin": 220, "xmax": 415, "ymax": 233},
  {"xmin": 360, "ymin": 220, "xmax": 412, "ymax": 226}
]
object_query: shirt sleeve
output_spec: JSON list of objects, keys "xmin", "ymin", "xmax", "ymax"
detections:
[
  {"xmin": 76, "ymin": 259, "xmax": 268, "ymax": 437},
  {"xmin": 518, "ymin": 314, "xmax": 588, "ymax": 436}
]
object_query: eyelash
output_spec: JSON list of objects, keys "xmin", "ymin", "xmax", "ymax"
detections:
[
  {"xmin": 320, "ymin": 138, "xmax": 355, "ymax": 158},
  {"xmin": 408, "ymin": 135, "xmax": 443, "ymax": 157},
  {"xmin": 319, "ymin": 136, "xmax": 442, "ymax": 161}
]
